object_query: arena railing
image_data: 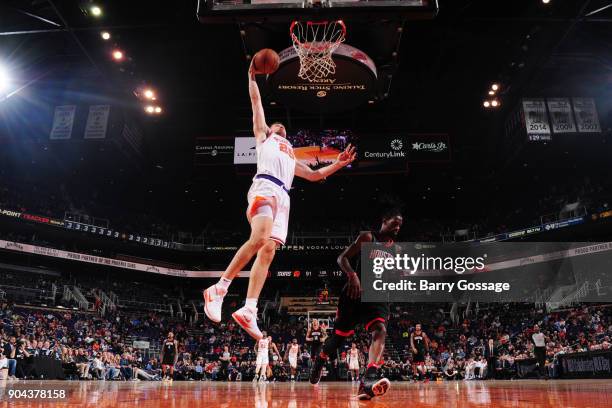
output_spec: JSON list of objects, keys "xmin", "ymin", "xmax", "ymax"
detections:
[
  {"xmin": 116, "ymin": 298, "xmax": 172, "ymax": 314},
  {"xmin": 70, "ymin": 286, "xmax": 92, "ymax": 311},
  {"xmin": 0, "ymin": 284, "xmax": 50, "ymax": 304}
]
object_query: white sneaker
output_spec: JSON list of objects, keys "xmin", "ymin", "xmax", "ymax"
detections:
[
  {"xmin": 232, "ymin": 305, "xmax": 262, "ymax": 340},
  {"xmin": 203, "ymin": 285, "xmax": 226, "ymax": 323}
]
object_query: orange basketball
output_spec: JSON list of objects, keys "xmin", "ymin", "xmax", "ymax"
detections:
[{"xmin": 252, "ymin": 48, "xmax": 280, "ymax": 74}]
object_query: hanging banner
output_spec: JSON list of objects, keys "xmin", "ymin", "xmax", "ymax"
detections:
[
  {"xmin": 84, "ymin": 105, "xmax": 111, "ymax": 139},
  {"xmin": 546, "ymin": 98, "xmax": 576, "ymax": 134},
  {"xmin": 522, "ymin": 99, "xmax": 551, "ymax": 141},
  {"xmin": 572, "ymin": 98, "xmax": 601, "ymax": 133},
  {"xmin": 0, "ymin": 239, "xmax": 250, "ymax": 278},
  {"xmin": 49, "ymin": 105, "xmax": 76, "ymax": 140}
]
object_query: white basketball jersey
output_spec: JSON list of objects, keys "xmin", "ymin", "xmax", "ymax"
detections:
[
  {"xmin": 350, "ymin": 349, "xmax": 359, "ymax": 362},
  {"xmin": 289, "ymin": 344, "xmax": 299, "ymax": 357},
  {"xmin": 255, "ymin": 134, "xmax": 296, "ymax": 189},
  {"xmin": 258, "ymin": 338, "xmax": 270, "ymax": 355}
]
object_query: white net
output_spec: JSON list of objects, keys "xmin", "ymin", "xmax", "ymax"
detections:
[{"xmin": 290, "ymin": 20, "xmax": 346, "ymax": 82}]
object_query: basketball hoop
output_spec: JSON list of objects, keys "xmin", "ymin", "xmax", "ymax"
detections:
[{"xmin": 290, "ymin": 20, "xmax": 346, "ymax": 82}]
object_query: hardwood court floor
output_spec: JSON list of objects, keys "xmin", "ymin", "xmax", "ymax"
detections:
[{"xmin": 2, "ymin": 379, "xmax": 612, "ymax": 408}]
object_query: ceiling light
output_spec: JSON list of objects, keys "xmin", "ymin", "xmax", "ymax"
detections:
[{"xmin": 90, "ymin": 5, "xmax": 102, "ymax": 17}]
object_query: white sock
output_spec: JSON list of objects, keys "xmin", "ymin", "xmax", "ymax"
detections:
[
  {"xmin": 245, "ymin": 298, "xmax": 258, "ymax": 310},
  {"xmin": 216, "ymin": 277, "xmax": 232, "ymax": 292}
]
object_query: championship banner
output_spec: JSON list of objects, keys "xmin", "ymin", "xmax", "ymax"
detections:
[
  {"xmin": 84, "ymin": 105, "xmax": 111, "ymax": 139},
  {"xmin": 407, "ymin": 134, "xmax": 451, "ymax": 162},
  {"xmin": 194, "ymin": 137, "xmax": 234, "ymax": 166},
  {"xmin": 49, "ymin": 105, "xmax": 76, "ymax": 140},
  {"xmin": 572, "ymin": 98, "xmax": 601, "ymax": 133},
  {"xmin": 0, "ymin": 239, "xmax": 250, "ymax": 278},
  {"xmin": 522, "ymin": 99, "xmax": 551, "ymax": 141},
  {"xmin": 234, "ymin": 137, "xmax": 257, "ymax": 164},
  {"xmin": 546, "ymin": 98, "xmax": 576, "ymax": 134}
]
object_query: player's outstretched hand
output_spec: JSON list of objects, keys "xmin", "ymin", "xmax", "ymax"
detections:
[
  {"xmin": 248, "ymin": 59, "xmax": 256, "ymax": 79},
  {"xmin": 347, "ymin": 272, "xmax": 361, "ymax": 299},
  {"xmin": 336, "ymin": 144, "xmax": 356, "ymax": 167}
]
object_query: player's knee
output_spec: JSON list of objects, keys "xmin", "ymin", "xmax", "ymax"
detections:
[
  {"xmin": 259, "ymin": 240, "xmax": 276, "ymax": 259},
  {"xmin": 248, "ymin": 235, "xmax": 269, "ymax": 251}
]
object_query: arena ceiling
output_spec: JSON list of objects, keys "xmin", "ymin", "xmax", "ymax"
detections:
[{"xmin": 0, "ymin": 0, "xmax": 611, "ymax": 225}]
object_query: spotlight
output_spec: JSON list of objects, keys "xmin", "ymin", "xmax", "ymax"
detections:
[
  {"xmin": 143, "ymin": 89, "xmax": 155, "ymax": 99},
  {"xmin": 542, "ymin": 0, "xmax": 551, "ymax": 4},
  {"xmin": 154, "ymin": 106, "xmax": 162, "ymax": 114},
  {"xmin": 145, "ymin": 105, "xmax": 155, "ymax": 114},
  {"xmin": 491, "ymin": 99, "xmax": 500, "ymax": 107},
  {"xmin": 90, "ymin": 5, "xmax": 102, "ymax": 17},
  {"xmin": 112, "ymin": 50, "xmax": 124, "ymax": 61},
  {"xmin": 0, "ymin": 65, "xmax": 9, "ymax": 92},
  {"xmin": 488, "ymin": 90, "xmax": 495, "ymax": 95},
  {"xmin": 483, "ymin": 101, "xmax": 491, "ymax": 108},
  {"xmin": 491, "ymin": 83, "xmax": 499, "ymax": 91},
  {"xmin": 101, "ymin": 31, "xmax": 111, "ymax": 40}
]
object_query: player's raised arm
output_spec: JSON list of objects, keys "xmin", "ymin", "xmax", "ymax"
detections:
[
  {"xmin": 248, "ymin": 63, "xmax": 268, "ymax": 144},
  {"xmin": 294, "ymin": 144, "xmax": 356, "ymax": 182},
  {"xmin": 337, "ymin": 231, "xmax": 373, "ymax": 299}
]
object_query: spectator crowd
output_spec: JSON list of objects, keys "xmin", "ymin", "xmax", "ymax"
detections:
[{"xmin": 2, "ymin": 297, "xmax": 611, "ymax": 382}]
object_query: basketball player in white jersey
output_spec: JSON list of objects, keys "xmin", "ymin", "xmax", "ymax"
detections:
[
  {"xmin": 348, "ymin": 342, "xmax": 361, "ymax": 382},
  {"xmin": 284, "ymin": 338, "xmax": 300, "ymax": 381},
  {"xmin": 254, "ymin": 332, "xmax": 280, "ymax": 382},
  {"xmin": 203, "ymin": 60, "xmax": 356, "ymax": 340}
]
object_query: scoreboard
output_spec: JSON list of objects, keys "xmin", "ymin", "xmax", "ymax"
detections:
[{"xmin": 270, "ymin": 270, "xmax": 345, "ymax": 279}]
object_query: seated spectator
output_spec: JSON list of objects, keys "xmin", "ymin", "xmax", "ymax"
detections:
[
  {"xmin": 443, "ymin": 358, "xmax": 460, "ymax": 381},
  {"xmin": 90, "ymin": 353, "xmax": 105, "ymax": 380}
]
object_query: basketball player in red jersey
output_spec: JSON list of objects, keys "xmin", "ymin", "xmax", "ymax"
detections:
[
  {"xmin": 203, "ymin": 60, "xmax": 356, "ymax": 340},
  {"xmin": 310, "ymin": 206, "xmax": 402, "ymax": 400}
]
